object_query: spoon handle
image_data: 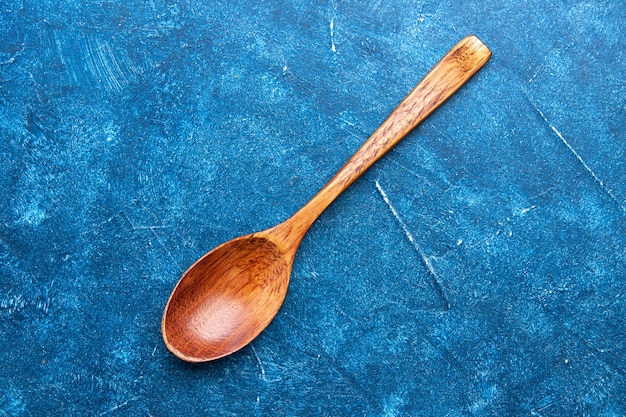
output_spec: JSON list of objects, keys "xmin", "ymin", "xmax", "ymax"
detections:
[{"xmin": 289, "ymin": 35, "xmax": 491, "ymax": 230}]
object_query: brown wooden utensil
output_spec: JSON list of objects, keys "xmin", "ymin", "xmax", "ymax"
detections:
[{"xmin": 162, "ymin": 35, "xmax": 491, "ymax": 362}]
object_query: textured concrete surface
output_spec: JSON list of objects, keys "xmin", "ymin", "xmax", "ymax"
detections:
[{"xmin": 1, "ymin": 0, "xmax": 624, "ymax": 415}]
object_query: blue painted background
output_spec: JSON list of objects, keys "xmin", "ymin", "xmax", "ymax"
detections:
[{"xmin": 1, "ymin": 0, "xmax": 624, "ymax": 415}]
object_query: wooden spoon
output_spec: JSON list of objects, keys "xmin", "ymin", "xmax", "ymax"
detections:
[{"xmin": 162, "ymin": 35, "xmax": 491, "ymax": 362}]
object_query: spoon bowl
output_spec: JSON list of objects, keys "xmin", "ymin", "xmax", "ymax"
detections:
[
  {"xmin": 163, "ymin": 35, "xmax": 491, "ymax": 362},
  {"xmin": 162, "ymin": 232, "xmax": 293, "ymax": 362}
]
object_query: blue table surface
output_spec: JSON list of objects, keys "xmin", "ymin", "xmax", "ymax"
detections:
[{"xmin": 1, "ymin": 0, "xmax": 624, "ymax": 415}]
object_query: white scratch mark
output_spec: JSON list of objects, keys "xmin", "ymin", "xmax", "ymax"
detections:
[
  {"xmin": 532, "ymin": 103, "xmax": 626, "ymax": 214},
  {"xmin": 374, "ymin": 180, "xmax": 450, "ymax": 310},
  {"xmin": 150, "ymin": 228, "xmax": 183, "ymax": 273},
  {"xmin": 250, "ymin": 344, "xmax": 281, "ymax": 383},
  {"xmin": 116, "ymin": 202, "xmax": 183, "ymax": 273},
  {"xmin": 99, "ymin": 396, "xmax": 139, "ymax": 416},
  {"xmin": 1, "ymin": 292, "xmax": 52, "ymax": 315},
  {"xmin": 82, "ymin": 35, "xmax": 133, "ymax": 93},
  {"xmin": 330, "ymin": 19, "xmax": 337, "ymax": 53},
  {"xmin": 375, "ymin": 181, "xmax": 415, "ymax": 244},
  {"xmin": 132, "ymin": 225, "xmax": 172, "ymax": 231},
  {"xmin": 250, "ymin": 344, "xmax": 266, "ymax": 378}
]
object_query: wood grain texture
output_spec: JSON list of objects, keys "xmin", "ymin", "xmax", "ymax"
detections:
[
  {"xmin": 163, "ymin": 236, "xmax": 291, "ymax": 361},
  {"xmin": 162, "ymin": 35, "xmax": 491, "ymax": 362},
  {"xmin": 290, "ymin": 35, "xmax": 492, "ymax": 228}
]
